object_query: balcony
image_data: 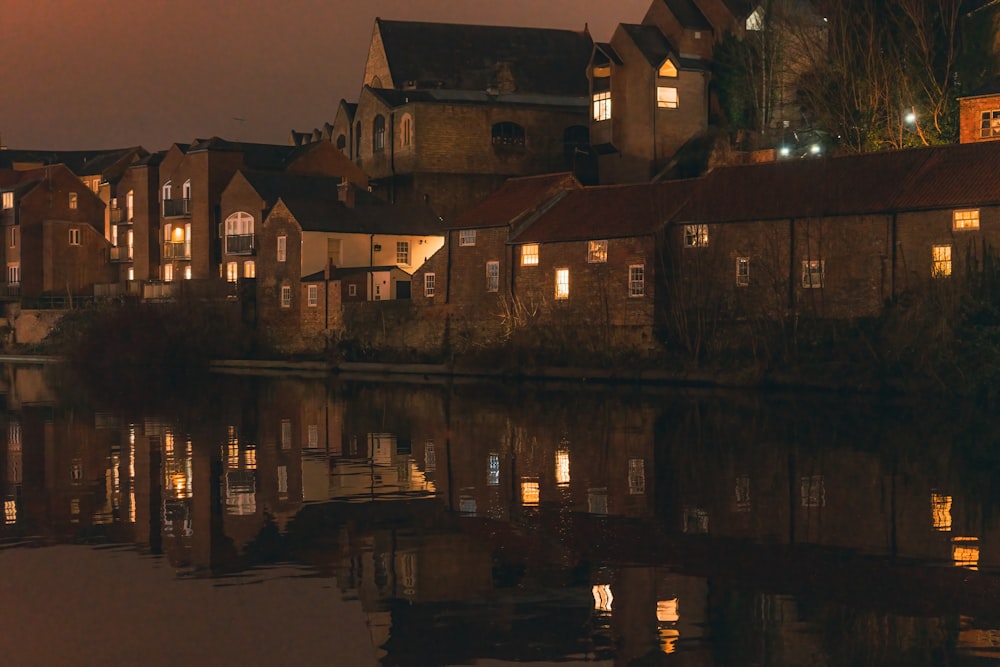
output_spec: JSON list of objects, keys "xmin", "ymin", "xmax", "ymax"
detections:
[
  {"xmin": 0, "ymin": 283, "xmax": 20, "ymax": 298},
  {"xmin": 162, "ymin": 198, "xmax": 191, "ymax": 218},
  {"xmin": 225, "ymin": 234, "xmax": 255, "ymax": 256},
  {"xmin": 164, "ymin": 241, "xmax": 191, "ymax": 260},
  {"xmin": 110, "ymin": 207, "xmax": 123, "ymax": 224},
  {"xmin": 110, "ymin": 246, "xmax": 134, "ymax": 262}
]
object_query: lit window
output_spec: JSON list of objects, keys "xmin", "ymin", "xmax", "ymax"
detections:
[
  {"xmin": 244, "ymin": 260, "xmax": 255, "ymax": 278},
  {"xmin": 628, "ymin": 458, "xmax": 645, "ymax": 495},
  {"xmin": 658, "ymin": 60, "xmax": 678, "ymax": 77},
  {"xmin": 802, "ymin": 260, "xmax": 824, "ymax": 288},
  {"xmin": 555, "ymin": 449, "xmax": 570, "ymax": 487},
  {"xmin": 588, "ymin": 240, "xmax": 607, "ymax": 263},
  {"xmin": 127, "ymin": 267, "xmax": 134, "ymax": 281},
  {"xmin": 164, "ymin": 263, "xmax": 174, "ymax": 282},
  {"xmin": 396, "ymin": 241, "xmax": 410, "ymax": 265},
  {"xmin": 9, "ymin": 226, "xmax": 17, "ymax": 248},
  {"xmin": 224, "ymin": 211, "xmax": 255, "ymax": 254},
  {"xmin": 593, "ymin": 91, "xmax": 611, "ymax": 121},
  {"xmin": 126, "ymin": 190, "xmax": 134, "ymax": 221},
  {"xmin": 280, "ymin": 284, "xmax": 292, "ymax": 308},
  {"xmin": 226, "ymin": 262, "xmax": 238, "ymax": 282},
  {"xmin": 424, "ymin": 272, "xmax": 435, "ymax": 297},
  {"xmin": 6, "ymin": 263, "xmax": 20, "ymax": 284},
  {"xmin": 486, "ymin": 260, "xmax": 500, "ymax": 292},
  {"xmin": 307, "ymin": 284, "xmax": 318, "ymax": 307},
  {"xmin": 2, "ymin": 192, "xmax": 13, "ymax": 209},
  {"xmin": 657, "ymin": 86, "xmax": 678, "ymax": 109},
  {"xmin": 592, "ymin": 584, "xmax": 613, "ymax": 612},
  {"xmin": 521, "ymin": 243, "xmax": 539, "ymax": 266},
  {"xmin": 555, "ymin": 268, "xmax": 569, "ymax": 300},
  {"xmin": 931, "ymin": 492, "xmax": 952, "ymax": 531},
  {"xmin": 684, "ymin": 224, "xmax": 708, "ymax": 247},
  {"xmin": 277, "ymin": 235, "xmax": 287, "ymax": 262},
  {"xmin": 68, "ymin": 228, "xmax": 81, "ymax": 246},
  {"xmin": 521, "ymin": 478, "xmax": 540, "ymax": 506},
  {"xmin": 953, "ymin": 209, "xmax": 979, "ymax": 231},
  {"xmin": 981, "ymin": 110, "xmax": 1000, "ymax": 138},
  {"xmin": 800, "ymin": 475, "xmax": 825, "ymax": 507},
  {"xmin": 459, "ymin": 229, "xmax": 476, "ymax": 247},
  {"xmin": 736, "ymin": 256, "xmax": 750, "ymax": 286},
  {"xmin": 68, "ymin": 192, "xmax": 78, "ymax": 209},
  {"xmin": 492, "ymin": 122, "xmax": 525, "ymax": 147},
  {"xmin": 184, "ymin": 265, "xmax": 191, "ymax": 280},
  {"xmin": 932, "ymin": 245, "xmax": 952, "ymax": 277},
  {"xmin": 629, "ymin": 264, "xmax": 645, "ymax": 297}
]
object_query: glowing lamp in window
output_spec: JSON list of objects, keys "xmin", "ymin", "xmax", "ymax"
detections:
[
  {"xmin": 592, "ymin": 584, "xmax": 613, "ymax": 612},
  {"xmin": 521, "ymin": 478, "xmax": 539, "ymax": 507}
]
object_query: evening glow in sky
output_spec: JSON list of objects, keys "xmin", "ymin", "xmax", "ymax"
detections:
[{"xmin": 3, "ymin": 0, "xmax": 650, "ymax": 151}]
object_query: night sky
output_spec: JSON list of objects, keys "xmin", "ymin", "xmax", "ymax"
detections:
[{"xmin": 4, "ymin": 0, "xmax": 650, "ymax": 152}]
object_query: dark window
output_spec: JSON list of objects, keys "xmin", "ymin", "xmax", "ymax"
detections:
[
  {"xmin": 336, "ymin": 134, "xmax": 346, "ymax": 151},
  {"xmin": 355, "ymin": 122, "xmax": 362, "ymax": 158},
  {"xmin": 373, "ymin": 115, "xmax": 386, "ymax": 153},
  {"xmin": 492, "ymin": 122, "xmax": 525, "ymax": 147}
]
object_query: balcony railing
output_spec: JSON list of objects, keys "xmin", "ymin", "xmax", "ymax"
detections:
[
  {"xmin": 0, "ymin": 282, "xmax": 21, "ymax": 298},
  {"xmin": 164, "ymin": 241, "xmax": 191, "ymax": 259},
  {"xmin": 225, "ymin": 234, "xmax": 255, "ymax": 255},
  {"xmin": 110, "ymin": 246, "xmax": 134, "ymax": 262},
  {"xmin": 162, "ymin": 198, "xmax": 191, "ymax": 218},
  {"xmin": 111, "ymin": 207, "xmax": 123, "ymax": 223}
]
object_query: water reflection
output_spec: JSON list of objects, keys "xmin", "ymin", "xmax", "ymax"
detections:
[{"xmin": 0, "ymin": 363, "xmax": 999, "ymax": 665}]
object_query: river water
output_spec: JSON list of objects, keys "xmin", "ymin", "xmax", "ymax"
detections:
[{"xmin": 0, "ymin": 363, "xmax": 998, "ymax": 666}]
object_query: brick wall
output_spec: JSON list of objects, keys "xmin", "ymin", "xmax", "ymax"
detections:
[
  {"xmin": 299, "ymin": 278, "xmax": 343, "ymax": 353},
  {"xmin": 256, "ymin": 203, "xmax": 304, "ymax": 350},
  {"xmin": 959, "ymin": 95, "xmax": 1000, "ymax": 145},
  {"xmin": 896, "ymin": 206, "xmax": 1000, "ymax": 291}
]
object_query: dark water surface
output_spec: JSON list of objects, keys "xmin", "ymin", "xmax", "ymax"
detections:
[{"xmin": 1, "ymin": 364, "xmax": 999, "ymax": 666}]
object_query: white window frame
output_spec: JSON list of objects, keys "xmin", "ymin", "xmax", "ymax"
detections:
[
  {"xmin": 126, "ymin": 190, "xmax": 134, "ymax": 221},
  {"xmin": 629, "ymin": 265, "xmax": 645, "ymax": 297},
  {"xmin": 657, "ymin": 86, "xmax": 679, "ymax": 109},
  {"xmin": 182, "ymin": 179, "xmax": 191, "ymax": 200},
  {"xmin": 277, "ymin": 235, "xmax": 287, "ymax": 262},
  {"xmin": 953, "ymin": 209, "xmax": 980, "ymax": 231},
  {"xmin": 307, "ymin": 284, "xmax": 318, "ymax": 307},
  {"xmin": 424, "ymin": 272, "xmax": 436, "ymax": 297},
  {"xmin": 802, "ymin": 259, "xmax": 825, "ymax": 289},
  {"xmin": 684, "ymin": 224, "xmax": 708, "ymax": 247},
  {"xmin": 932, "ymin": 244, "xmax": 952, "ymax": 278},
  {"xmin": 162, "ymin": 180, "xmax": 171, "ymax": 201},
  {"xmin": 68, "ymin": 228, "xmax": 81, "ymax": 246},
  {"xmin": 6, "ymin": 263, "xmax": 20, "ymax": 284},
  {"xmin": 736, "ymin": 256, "xmax": 750, "ymax": 287},
  {"xmin": 521, "ymin": 243, "xmax": 539, "ymax": 266},
  {"xmin": 459, "ymin": 229, "xmax": 476, "ymax": 247},
  {"xmin": 593, "ymin": 91, "xmax": 611, "ymax": 121},
  {"xmin": 8, "ymin": 226, "xmax": 17, "ymax": 248},
  {"xmin": 486, "ymin": 261, "xmax": 500, "ymax": 293},
  {"xmin": 555, "ymin": 268, "xmax": 569, "ymax": 300},
  {"xmin": 981, "ymin": 110, "xmax": 1000, "ymax": 138},
  {"xmin": 280, "ymin": 284, "xmax": 292, "ymax": 308},
  {"xmin": 348, "ymin": 284, "xmax": 357, "ymax": 297},
  {"xmin": 588, "ymin": 240, "xmax": 608, "ymax": 263},
  {"xmin": 396, "ymin": 241, "xmax": 410, "ymax": 265}
]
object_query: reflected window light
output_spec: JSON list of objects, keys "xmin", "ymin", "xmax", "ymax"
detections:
[
  {"xmin": 277, "ymin": 465, "xmax": 288, "ymax": 496},
  {"xmin": 735, "ymin": 475, "xmax": 751, "ymax": 512},
  {"xmin": 657, "ymin": 598, "xmax": 680, "ymax": 654},
  {"xmin": 684, "ymin": 506, "xmax": 709, "ymax": 534},
  {"xmin": 280, "ymin": 419, "xmax": 292, "ymax": 450},
  {"xmin": 128, "ymin": 425, "xmax": 135, "ymax": 447},
  {"xmin": 4, "ymin": 498, "xmax": 16, "ymax": 525},
  {"xmin": 932, "ymin": 492, "xmax": 953, "ymax": 531},
  {"xmin": 244, "ymin": 445, "xmax": 257, "ymax": 470},
  {"xmin": 227, "ymin": 442, "xmax": 240, "ymax": 468},
  {"xmin": 425, "ymin": 440, "xmax": 436, "ymax": 472},
  {"xmin": 521, "ymin": 478, "xmax": 540, "ymax": 507},
  {"xmin": 628, "ymin": 458, "xmax": 645, "ymax": 495},
  {"xmin": 800, "ymin": 475, "xmax": 825, "ymax": 508},
  {"xmin": 399, "ymin": 551, "xmax": 418, "ymax": 594},
  {"xmin": 953, "ymin": 537, "xmax": 980, "ymax": 570},
  {"xmin": 556, "ymin": 449, "xmax": 571, "ymax": 487},
  {"xmin": 70, "ymin": 498, "xmax": 80, "ymax": 516},
  {"xmin": 657, "ymin": 598, "xmax": 679, "ymax": 623},
  {"xmin": 307, "ymin": 424, "xmax": 319, "ymax": 448},
  {"xmin": 488, "ymin": 452, "xmax": 500, "ymax": 486},
  {"xmin": 660, "ymin": 628, "xmax": 680, "ymax": 654},
  {"xmin": 592, "ymin": 584, "xmax": 614, "ymax": 612},
  {"xmin": 227, "ymin": 425, "xmax": 238, "ymax": 444},
  {"xmin": 588, "ymin": 488, "xmax": 609, "ymax": 515},
  {"xmin": 164, "ymin": 431, "xmax": 175, "ymax": 456},
  {"xmin": 71, "ymin": 459, "xmax": 84, "ymax": 482},
  {"xmin": 129, "ymin": 491, "xmax": 135, "ymax": 523},
  {"xmin": 459, "ymin": 495, "xmax": 477, "ymax": 516}
]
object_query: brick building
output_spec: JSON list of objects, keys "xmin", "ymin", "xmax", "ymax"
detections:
[{"xmin": 958, "ymin": 81, "xmax": 1000, "ymax": 145}]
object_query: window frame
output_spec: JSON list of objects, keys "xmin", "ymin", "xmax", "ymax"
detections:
[
  {"xmin": 68, "ymin": 228, "xmax": 81, "ymax": 246},
  {"xmin": 555, "ymin": 268, "xmax": 570, "ymax": 300},
  {"xmin": 373, "ymin": 115, "xmax": 386, "ymax": 153},
  {"xmin": 244, "ymin": 260, "xmax": 256, "ymax": 278},
  {"xmin": 588, "ymin": 240, "xmax": 608, "ymax": 263},
  {"xmin": 593, "ymin": 91, "xmax": 612, "ymax": 122},
  {"xmin": 491, "ymin": 122, "xmax": 526, "ymax": 147},
  {"xmin": 736, "ymin": 256, "xmax": 750, "ymax": 287},
  {"xmin": 226, "ymin": 261, "xmax": 238, "ymax": 283},
  {"xmin": 1, "ymin": 192, "xmax": 13, "ymax": 209},
  {"xmin": 277, "ymin": 235, "xmax": 287, "ymax": 262},
  {"xmin": 629, "ymin": 264, "xmax": 645, "ymax": 297},
  {"xmin": 424, "ymin": 272, "xmax": 436, "ymax": 297},
  {"xmin": 486, "ymin": 260, "xmax": 500, "ymax": 293},
  {"xmin": 656, "ymin": 86, "xmax": 679, "ymax": 109},
  {"xmin": 981, "ymin": 110, "xmax": 1000, "ymax": 138},
  {"xmin": 68, "ymin": 192, "xmax": 78, "ymax": 210},
  {"xmin": 307, "ymin": 284, "xmax": 319, "ymax": 307},
  {"xmin": 459, "ymin": 229, "xmax": 476, "ymax": 247},
  {"xmin": 348, "ymin": 284, "xmax": 357, "ymax": 297},
  {"xmin": 932, "ymin": 244, "xmax": 952, "ymax": 278},
  {"xmin": 801, "ymin": 259, "xmax": 825, "ymax": 289},
  {"xmin": 521, "ymin": 243, "xmax": 539, "ymax": 266},
  {"xmin": 280, "ymin": 284, "xmax": 292, "ymax": 308},
  {"xmin": 953, "ymin": 209, "xmax": 980, "ymax": 231},
  {"xmin": 396, "ymin": 240, "xmax": 410, "ymax": 265},
  {"xmin": 683, "ymin": 224, "xmax": 709, "ymax": 248},
  {"xmin": 8, "ymin": 226, "xmax": 17, "ymax": 248}
]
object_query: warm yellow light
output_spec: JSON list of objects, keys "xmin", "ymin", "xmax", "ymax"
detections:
[
  {"xmin": 932, "ymin": 493, "xmax": 952, "ymax": 531},
  {"xmin": 172, "ymin": 226, "xmax": 185, "ymax": 242},
  {"xmin": 953, "ymin": 537, "xmax": 980, "ymax": 570},
  {"xmin": 556, "ymin": 449, "xmax": 570, "ymax": 487},
  {"xmin": 4, "ymin": 499, "xmax": 16, "ymax": 525},
  {"xmin": 521, "ymin": 244, "xmax": 539, "ymax": 266},
  {"xmin": 658, "ymin": 60, "xmax": 678, "ymax": 78},
  {"xmin": 592, "ymin": 584, "xmax": 613, "ymax": 612},
  {"xmin": 657, "ymin": 598, "xmax": 679, "ymax": 623},
  {"xmin": 521, "ymin": 480, "xmax": 540, "ymax": 507},
  {"xmin": 659, "ymin": 628, "xmax": 680, "ymax": 653}
]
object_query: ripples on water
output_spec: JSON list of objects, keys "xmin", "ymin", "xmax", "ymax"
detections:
[{"xmin": 0, "ymin": 363, "xmax": 998, "ymax": 666}]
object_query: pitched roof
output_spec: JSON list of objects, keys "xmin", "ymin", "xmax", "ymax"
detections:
[
  {"xmin": 186, "ymin": 137, "xmax": 307, "ymax": 170},
  {"xmin": 619, "ymin": 24, "xmax": 709, "ymax": 71},
  {"xmin": 660, "ymin": 0, "xmax": 713, "ymax": 30},
  {"xmin": 0, "ymin": 147, "xmax": 143, "ymax": 177},
  {"xmin": 365, "ymin": 86, "xmax": 587, "ymax": 111},
  {"xmin": 509, "ymin": 179, "xmax": 699, "ymax": 244},
  {"xmin": 892, "ymin": 141, "xmax": 1000, "ymax": 210},
  {"xmin": 302, "ymin": 265, "xmax": 410, "ymax": 282},
  {"xmin": 278, "ymin": 196, "xmax": 444, "ymax": 237},
  {"xmin": 375, "ymin": 19, "xmax": 593, "ymax": 97},
  {"xmin": 446, "ymin": 173, "xmax": 582, "ymax": 230}
]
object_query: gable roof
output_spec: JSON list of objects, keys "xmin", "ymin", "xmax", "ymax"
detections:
[
  {"xmin": 186, "ymin": 137, "xmax": 309, "ymax": 170},
  {"xmin": 0, "ymin": 147, "xmax": 144, "ymax": 178},
  {"xmin": 659, "ymin": 0, "xmax": 713, "ymax": 30},
  {"xmin": 509, "ymin": 179, "xmax": 699, "ymax": 244},
  {"xmin": 375, "ymin": 19, "xmax": 593, "ymax": 97},
  {"xmin": 276, "ymin": 195, "xmax": 444, "ymax": 237},
  {"xmin": 446, "ymin": 173, "xmax": 582, "ymax": 230},
  {"xmin": 618, "ymin": 24, "xmax": 709, "ymax": 71}
]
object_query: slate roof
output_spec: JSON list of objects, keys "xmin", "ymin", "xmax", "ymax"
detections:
[
  {"xmin": 365, "ymin": 86, "xmax": 587, "ymax": 110},
  {"xmin": 0, "ymin": 147, "xmax": 143, "ymax": 178},
  {"xmin": 375, "ymin": 19, "xmax": 593, "ymax": 97},
  {"xmin": 445, "ymin": 173, "xmax": 582, "ymax": 230},
  {"xmin": 509, "ymin": 179, "xmax": 699, "ymax": 244},
  {"xmin": 659, "ymin": 0, "xmax": 712, "ymax": 30},
  {"xmin": 187, "ymin": 137, "xmax": 310, "ymax": 170},
  {"xmin": 619, "ymin": 24, "xmax": 709, "ymax": 71},
  {"xmin": 279, "ymin": 196, "xmax": 444, "ymax": 237}
]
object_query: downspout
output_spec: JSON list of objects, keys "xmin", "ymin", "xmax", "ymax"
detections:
[
  {"xmin": 788, "ymin": 217, "xmax": 796, "ymax": 314},
  {"xmin": 370, "ymin": 233, "xmax": 375, "ymax": 300},
  {"xmin": 890, "ymin": 212, "xmax": 898, "ymax": 300},
  {"xmin": 389, "ymin": 111, "xmax": 396, "ymax": 204},
  {"xmin": 445, "ymin": 230, "xmax": 452, "ymax": 304}
]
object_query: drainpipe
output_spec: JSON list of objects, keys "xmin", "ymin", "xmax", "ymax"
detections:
[
  {"xmin": 389, "ymin": 111, "xmax": 396, "ymax": 204},
  {"xmin": 370, "ymin": 233, "xmax": 375, "ymax": 301}
]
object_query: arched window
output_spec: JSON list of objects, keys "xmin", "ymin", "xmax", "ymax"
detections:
[
  {"xmin": 373, "ymin": 115, "xmax": 386, "ymax": 153},
  {"xmin": 492, "ymin": 122, "xmax": 525, "ymax": 147},
  {"xmin": 224, "ymin": 211, "xmax": 255, "ymax": 255},
  {"xmin": 182, "ymin": 179, "xmax": 191, "ymax": 200},
  {"xmin": 400, "ymin": 113, "xmax": 413, "ymax": 148},
  {"xmin": 162, "ymin": 180, "xmax": 172, "ymax": 201},
  {"xmin": 336, "ymin": 134, "xmax": 347, "ymax": 151},
  {"xmin": 355, "ymin": 121, "xmax": 362, "ymax": 158}
]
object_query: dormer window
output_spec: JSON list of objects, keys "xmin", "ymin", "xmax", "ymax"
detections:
[
  {"xmin": 658, "ymin": 60, "xmax": 678, "ymax": 78},
  {"xmin": 492, "ymin": 122, "xmax": 525, "ymax": 147}
]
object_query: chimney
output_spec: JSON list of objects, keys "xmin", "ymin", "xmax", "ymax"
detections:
[
  {"xmin": 324, "ymin": 256, "xmax": 335, "ymax": 280},
  {"xmin": 337, "ymin": 177, "xmax": 355, "ymax": 208}
]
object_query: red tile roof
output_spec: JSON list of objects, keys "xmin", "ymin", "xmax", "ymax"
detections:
[{"xmin": 445, "ymin": 173, "xmax": 581, "ymax": 230}]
